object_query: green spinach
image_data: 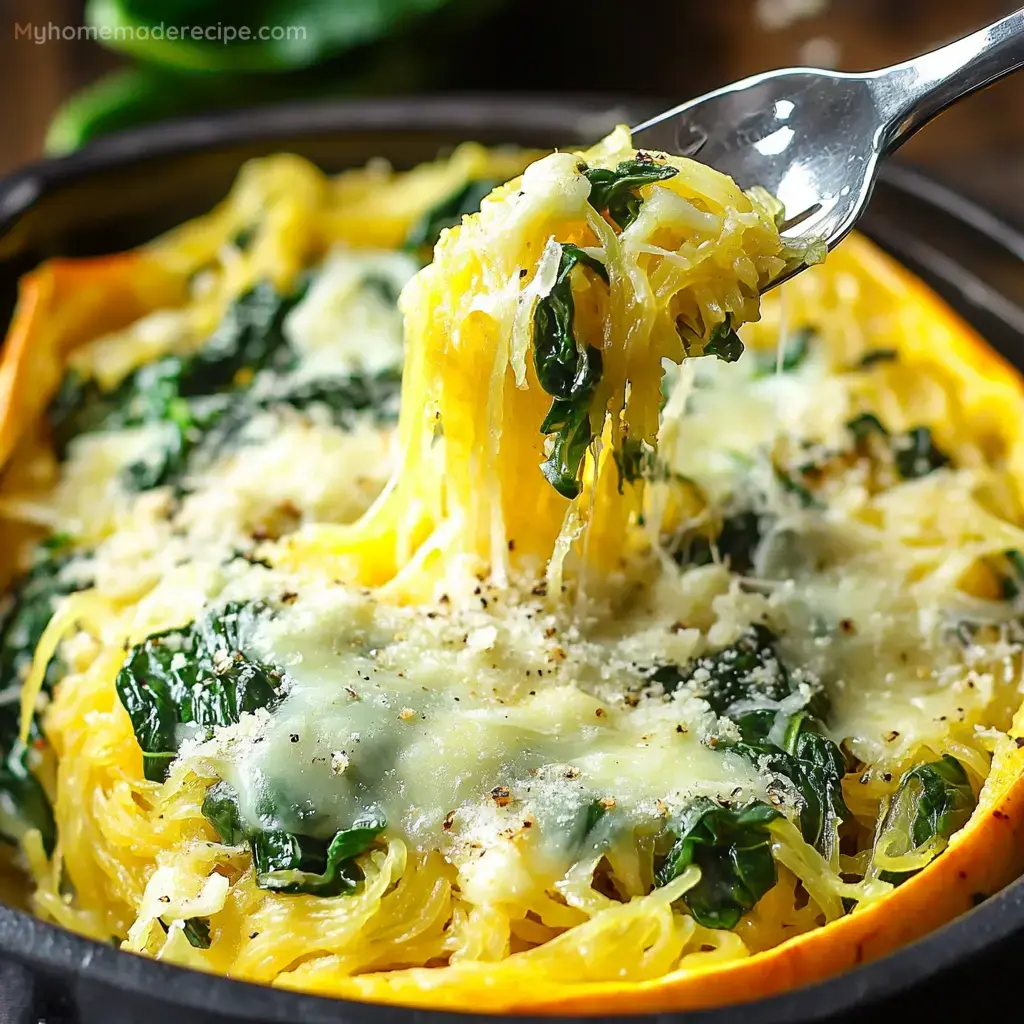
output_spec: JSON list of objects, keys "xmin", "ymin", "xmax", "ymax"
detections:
[
  {"xmin": 658, "ymin": 624, "xmax": 790, "ymax": 715},
  {"xmin": 729, "ymin": 709, "xmax": 849, "ymax": 855},
  {"xmin": 893, "ymin": 426, "xmax": 950, "ymax": 480},
  {"xmin": 857, "ymin": 348, "xmax": 899, "ymax": 368},
  {"xmin": 875, "ymin": 755, "xmax": 974, "ymax": 885},
  {"xmin": 50, "ymin": 280, "xmax": 304, "ymax": 484},
  {"xmin": 655, "ymin": 798, "xmax": 780, "ymax": 929},
  {"xmin": 846, "ymin": 413, "xmax": 950, "ymax": 480},
  {"xmin": 405, "ymin": 178, "xmax": 501, "ymax": 256},
  {"xmin": 991, "ymin": 549, "xmax": 1024, "ymax": 600},
  {"xmin": 650, "ymin": 624, "xmax": 846, "ymax": 856},
  {"xmin": 49, "ymin": 280, "xmax": 404, "ymax": 494},
  {"xmin": 534, "ymin": 244, "xmax": 609, "ymax": 499},
  {"xmin": 702, "ymin": 317, "xmax": 745, "ymax": 363},
  {"xmin": 202, "ymin": 780, "xmax": 385, "ymax": 897},
  {"xmin": 181, "ymin": 917, "xmax": 211, "ymax": 949},
  {"xmin": 0, "ymin": 537, "xmax": 88, "ymax": 853},
  {"xmin": 183, "ymin": 368, "xmax": 404, "ymax": 480},
  {"xmin": 674, "ymin": 510, "xmax": 764, "ymax": 575},
  {"xmin": 583, "ymin": 158, "xmax": 679, "ymax": 231},
  {"xmin": 612, "ymin": 437, "xmax": 650, "ymax": 492},
  {"xmin": 51, "ymin": 281, "xmax": 304, "ymax": 455},
  {"xmin": 116, "ymin": 603, "xmax": 286, "ymax": 782},
  {"xmin": 773, "ymin": 466, "xmax": 819, "ymax": 509}
]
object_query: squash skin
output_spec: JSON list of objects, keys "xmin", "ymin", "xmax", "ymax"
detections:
[
  {"xmin": 2, "ymin": 228, "xmax": 1024, "ymax": 1014},
  {"xmin": 0, "ymin": 252, "xmax": 184, "ymax": 475}
]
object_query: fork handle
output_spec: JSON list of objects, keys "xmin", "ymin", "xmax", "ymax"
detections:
[{"xmin": 874, "ymin": 7, "xmax": 1024, "ymax": 152}]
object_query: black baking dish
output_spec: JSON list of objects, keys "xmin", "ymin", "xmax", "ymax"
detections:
[{"xmin": 0, "ymin": 96, "xmax": 1023, "ymax": 1024}]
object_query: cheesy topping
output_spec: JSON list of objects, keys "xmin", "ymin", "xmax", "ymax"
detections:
[{"xmin": 2, "ymin": 131, "xmax": 1024, "ymax": 1012}]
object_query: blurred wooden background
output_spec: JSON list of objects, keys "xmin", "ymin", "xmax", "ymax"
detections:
[{"xmin": 2, "ymin": 0, "xmax": 1024, "ymax": 221}]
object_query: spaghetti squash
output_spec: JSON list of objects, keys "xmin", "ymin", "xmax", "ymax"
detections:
[{"xmin": 2, "ymin": 128, "xmax": 1024, "ymax": 1014}]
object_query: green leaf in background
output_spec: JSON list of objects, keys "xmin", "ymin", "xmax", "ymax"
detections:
[
  {"xmin": 45, "ymin": 67, "xmax": 205, "ymax": 155},
  {"xmin": 404, "ymin": 179, "xmax": 502, "ymax": 258},
  {"xmin": 86, "ymin": 0, "xmax": 454, "ymax": 73},
  {"xmin": 47, "ymin": 0, "xmax": 494, "ymax": 153}
]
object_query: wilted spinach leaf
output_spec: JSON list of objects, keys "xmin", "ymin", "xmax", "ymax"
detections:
[
  {"xmin": 534, "ymin": 243, "xmax": 609, "ymax": 499},
  {"xmin": 846, "ymin": 411, "xmax": 888, "ymax": 442},
  {"xmin": 582, "ymin": 798, "xmax": 608, "ymax": 838},
  {"xmin": 48, "ymin": 279, "xmax": 405, "ymax": 494},
  {"xmin": 729, "ymin": 709, "xmax": 849, "ymax": 856},
  {"xmin": 202, "ymin": 780, "xmax": 385, "ymax": 897},
  {"xmin": 181, "ymin": 918, "xmax": 211, "ymax": 949},
  {"xmin": 533, "ymin": 244, "xmax": 607, "ymax": 400},
  {"xmin": 186, "ymin": 367, "xmax": 404, "ymax": 477},
  {"xmin": 754, "ymin": 327, "xmax": 813, "ymax": 375},
  {"xmin": 893, "ymin": 426, "xmax": 950, "ymax": 480},
  {"xmin": 771, "ymin": 462, "xmax": 820, "ymax": 508},
  {"xmin": 539, "ymin": 398, "xmax": 598, "ymax": 500},
  {"xmin": 857, "ymin": 348, "xmax": 898, "ymax": 368},
  {"xmin": 703, "ymin": 317, "xmax": 745, "ymax": 363},
  {"xmin": 583, "ymin": 158, "xmax": 679, "ymax": 231},
  {"xmin": 612, "ymin": 437, "xmax": 651, "ymax": 492},
  {"xmin": 674, "ymin": 510, "xmax": 764, "ymax": 575},
  {"xmin": 846, "ymin": 414, "xmax": 950, "ymax": 480},
  {"xmin": 669, "ymin": 624, "xmax": 790, "ymax": 716},
  {"xmin": 989, "ymin": 549, "xmax": 1024, "ymax": 600},
  {"xmin": 254, "ymin": 820, "xmax": 386, "ymax": 895},
  {"xmin": 49, "ymin": 281, "xmax": 306, "ymax": 491},
  {"xmin": 272, "ymin": 367, "xmax": 403, "ymax": 424},
  {"xmin": 116, "ymin": 603, "xmax": 285, "ymax": 782},
  {"xmin": 650, "ymin": 624, "xmax": 845, "ymax": 857},
  {"xmin": 655, "ymin": 798, "xmax": 780, "ymax": 929},
  {"xmin": 0, "ymin": 536, "xmax": 89, "ymax": 853},
  {"xmin": 201, "ymin": 780, "xmax": 248, "ymax": 845},
  {"xmin": 405, "ymin": 178, "xmax": 500, "ymax": 256},
  {"xmin": 875, "ymin": 755, "xmax": 974, "ymax": 885}
]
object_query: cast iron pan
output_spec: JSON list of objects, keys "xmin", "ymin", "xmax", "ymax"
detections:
[{"xmin": 0, "ymin": 97, "xmax": 1023, "ymax": 1024}]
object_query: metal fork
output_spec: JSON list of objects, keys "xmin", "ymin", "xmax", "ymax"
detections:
[{"xmin": 632, "ymin": 7, "xmax": 1024, "ymax": 286}]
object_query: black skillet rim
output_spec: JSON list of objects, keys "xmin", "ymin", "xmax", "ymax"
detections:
[{"xmin": 1, "ymin": 95, "xmax": 1024, "ymax": 1022}]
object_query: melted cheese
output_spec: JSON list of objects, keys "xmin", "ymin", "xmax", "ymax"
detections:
[
  {"xmin": 3, "ymin": 134, "xmax": 1024, "ymax": 1011},
  {"xmin": 207, "ymin": 585, "xmax": 770, "ymax": 894},
  {"xmin": 276, "ymin": 127, "xmax": 792, "ymax": 597}
]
